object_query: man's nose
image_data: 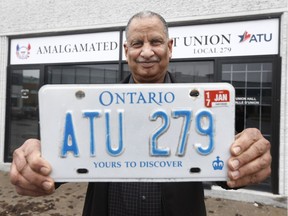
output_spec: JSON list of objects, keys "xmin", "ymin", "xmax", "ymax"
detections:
[{"xmin": 140, "ymin": 43, "xmax": 154, "ymax": 58}]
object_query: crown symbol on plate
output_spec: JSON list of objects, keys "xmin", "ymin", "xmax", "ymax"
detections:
[{"xmin": 212, "ymin": 156, "xmax": 224, "ymax": 170}]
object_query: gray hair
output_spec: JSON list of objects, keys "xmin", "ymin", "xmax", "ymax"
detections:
[{"xmin": 125, "ymin": 11, "xmax": 169, "ymax": 39}]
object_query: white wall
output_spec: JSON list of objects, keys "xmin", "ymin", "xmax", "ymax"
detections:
[
  {"xmin": 0, "ymin": 0, "xmax": 286, "ymax": 36},
  {"xmin": 0, "ymin": 36, "xmax": 8, "ymax": 171},
  {"xmin": 279, "ymin": 11, "xmax": 288, "ymax": 196}
]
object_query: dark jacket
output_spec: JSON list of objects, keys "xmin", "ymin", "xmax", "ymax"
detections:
[{"xmin": 82, "ymin": 73, "xmax": 207, "ymax": 216}]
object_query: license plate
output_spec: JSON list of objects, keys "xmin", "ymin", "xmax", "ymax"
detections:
[{"xmin": 39, "ymin": 83, "xmax": 235, "ymax": 182}]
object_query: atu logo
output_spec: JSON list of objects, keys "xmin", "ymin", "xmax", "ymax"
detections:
[
  {"xmin": 16, "ymin": 43, "xmax": 31, "ymax": 59},
  {"xmin": 238, "ymin": 31, "xmax": 272, "ymax": 43}
]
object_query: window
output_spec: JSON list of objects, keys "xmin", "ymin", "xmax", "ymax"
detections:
[
  {"xmin": 5, "ymin": 69, "xmax": 41, "ymax": 162},
  {"xmin": 47, "ymin": 64, "xmax": 119, "ymax": 84},
  {"xmin": 222, "ymin": 62, "xmax": 272, "ymax": 136},
  {"xmin": 169, "ymin": 61, "xmax": 214, "ymax": 83}
]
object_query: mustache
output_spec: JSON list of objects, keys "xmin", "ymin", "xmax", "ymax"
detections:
[{"xmin": 136, "ymin": 57, "xmax": 160, "ymax": 63}]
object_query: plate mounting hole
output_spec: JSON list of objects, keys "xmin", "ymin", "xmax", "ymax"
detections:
[
  {"xmin": 75, "ymin": 90, "xmax": 85, "ymax": 99},
  {"xmin": 77, "ymin": 168, "xmax": 89, "ymax": 174},
  {"xmin": 190, "ymin": 167, "xmax": 201, "ymax": 173},
  {"xmin": 190, "ymin": 89, "xmax": 199, "ymax": 97}
]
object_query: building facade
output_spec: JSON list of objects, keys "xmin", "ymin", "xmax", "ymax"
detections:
[{"xmin": 0, "ymin": 0, "xmax": 287, "ymax": 197}]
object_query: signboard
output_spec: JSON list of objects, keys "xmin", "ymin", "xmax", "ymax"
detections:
[
  {"xmin": 168, "ymin": 19, "xmax": 279, "ymax": 58},
  {"xmin": 39, "ymin": 83, "xmax": 235, "ymax": 182},
  {"xmin": 11, "ymin": 19, "xmax": 279, "ymax": 65},
  {"xmin": 10, "ymin": 31, "xmax": 120, "ymax": 65}
]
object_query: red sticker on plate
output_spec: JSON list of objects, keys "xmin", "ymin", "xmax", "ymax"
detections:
[{"xmin": 204, "ymin": 90, "xmax": 230, "ymax": 108}]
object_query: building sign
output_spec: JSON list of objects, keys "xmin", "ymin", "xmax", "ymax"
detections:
[
  {"xmin": 10, "ymin": 19, "xmax": 279, "ymax": 65},
  {"xmin": 235, "ymin": 97, "xmax": 260, "ymax": 105},
  {"xmin": 10, "ymin": 32, "xmax": 120, "ymax": 65},
  {"xmin": 168, "ymin": 19, "xmax": 279, "ymax": 58}
]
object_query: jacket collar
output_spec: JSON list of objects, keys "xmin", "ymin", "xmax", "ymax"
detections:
[{"xmin": 121, "ymin": 72, "xmax": 176, "ymax": 84}]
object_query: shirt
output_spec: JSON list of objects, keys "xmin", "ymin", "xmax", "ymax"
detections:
[{"xmin": 108, "ymin": 73, "xmax": 172, "ymax": 216}]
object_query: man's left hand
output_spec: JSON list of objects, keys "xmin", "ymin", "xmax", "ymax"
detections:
[{"xmin": 227, "ymin": 128, "xmax": 272, "ymax": 188}]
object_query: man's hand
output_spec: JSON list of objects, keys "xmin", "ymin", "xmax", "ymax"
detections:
[
  {"xmin": 227, "ymin": 128, "xmax": 272, "ymax": 188},
  {"xmin": 10, "ymin": 139, "xmax": 55, "ymax": 196}
]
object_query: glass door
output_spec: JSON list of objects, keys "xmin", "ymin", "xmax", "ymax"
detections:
[
  {"xmin": 5, "ymin": 68, "xmax": 42, "ymax": 162},
  {"xmin": 219, "ymin": 56, "xmax": 281, "ymax": 194}
]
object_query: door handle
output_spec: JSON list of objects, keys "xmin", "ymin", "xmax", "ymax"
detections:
[{"xmin": 21, "ymin": 89, "xmax": 29, "ymax": 99}]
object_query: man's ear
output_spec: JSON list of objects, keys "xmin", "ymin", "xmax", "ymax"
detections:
[
  {"xmin": 123, "ymin": 42, "xmax": 128, "ymax": 58},
  {"xmin": 168, "ymin": 38, "xmax": 173, "ymax": 59}
]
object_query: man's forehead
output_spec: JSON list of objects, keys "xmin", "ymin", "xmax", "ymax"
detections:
[{"xmin": 126, "ymin": 17, "xmax": 166, "ymax": 40}]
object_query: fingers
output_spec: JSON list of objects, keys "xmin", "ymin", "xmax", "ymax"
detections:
[
  {"xmin": 10, "ymin": 139, "xmax": 55, "ymax": 196},
  {"xmin": 10, "ymin": 160, "xmax": 55, "ymax": 193},
  {"xmin": 10, "ymin": 163, "xmax": 55, "ymax": 196},
  {"xmin": 229, "ymin": 132, "xmax": 271, "ymax": 171},
  {"xmin": 227, "ymin": 151, "xmax": 272, "ymax": 188},
  {"xmin": 231, "ymin": 128, "xmax": 270, "ymax": 156},
  {"xmin": 227, "ymin": 128, "xmax": 272, "ymax": 188},
  {"xmin": 227, "ymin": 166, "xmax": 271, "ymax": 188},
  {"xmin": 14, "ymin": 139, "xmax": 51, "ymax": 174}
]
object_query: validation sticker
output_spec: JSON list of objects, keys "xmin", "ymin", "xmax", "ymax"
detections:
[{"xmin": 204, "ymin": 90, "xmax": 230, "ymax": 108}]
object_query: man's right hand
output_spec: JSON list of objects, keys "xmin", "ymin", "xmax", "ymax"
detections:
[{"xmin": 10, "ymin": 139, "xmax": 55, "ymax": 196}]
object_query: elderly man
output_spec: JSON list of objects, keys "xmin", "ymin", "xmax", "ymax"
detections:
[{"xmin": 10, "ymin": 11, "xmax": 271, "ymax": 216}]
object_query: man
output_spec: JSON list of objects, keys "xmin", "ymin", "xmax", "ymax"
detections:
[{"xmin": 10, "ymin": 11, "xmax": 271, "ymax": 216}]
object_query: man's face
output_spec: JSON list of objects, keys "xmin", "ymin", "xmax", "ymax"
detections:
[{"xmin": 124, "ymin": 16, "xmax": 173, "ymax": 83}]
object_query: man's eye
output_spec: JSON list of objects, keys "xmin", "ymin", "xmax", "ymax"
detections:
[
  {"xmin": 151, "ymin": 40, "xmax": 162, "ymax": 46},
  {"xmin": 131, "ymin": 42, "xmax": 142, "ymax": 48}
]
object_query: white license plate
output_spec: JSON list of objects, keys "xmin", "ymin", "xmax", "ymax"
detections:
[{"xmin": 39, "ymin": 83, "xmax": 235, "ymax": 182}]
